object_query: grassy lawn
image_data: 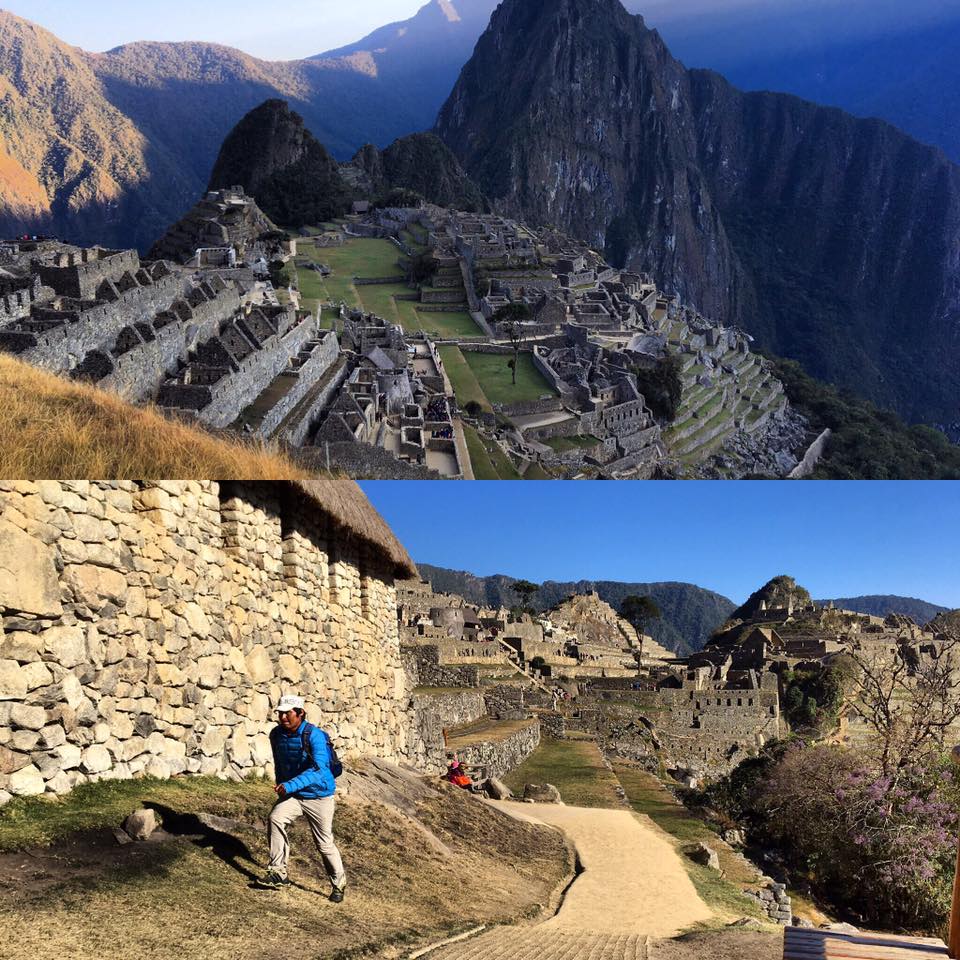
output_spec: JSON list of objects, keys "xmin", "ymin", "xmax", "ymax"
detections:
[
  {"xmin": 462, "ymin": 422, "xmax": 500, "ymax": 480},
  {"xmin": 503, "ymin": 739, "xmax": 623, "ymax": 808},
  {"xmin": 463, "ymin": 352, "xmax": 557, "ymax": 406},
  {"xmin": 486, "ymin": 439, "xmax": 522, "ymax": 480},
  {"xmin": 613, "ymin": 764, "xmax": 769, "ymax": 922},
  {"xmin": 542, "ymin": 434, "xmax": 601, "ymax": 453},
  {"xmin": 299, "ymin": 237, "xmax": 401, "ymax": 279},
  {"xmin": 416, "ymin": 310, "xmax": 485, "ymax": 339},
  {"xmin": 439, "ymin": 345, "xmax": 492, "ymax": 412}
]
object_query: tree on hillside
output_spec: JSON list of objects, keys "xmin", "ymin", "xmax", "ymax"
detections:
[
  {"xmin": 621, "ymin": 595, "xmax": 662, "ymax": 638},
  {"xmin": 511, "ymin": 579, "xmax": 539, "ymax": 615},
  {"xmin": 407, "ymin": 251, "xmax": 436, "ymax": 285},
  {"xmin": 493, "ymin": 303, "xmax": 531, "ymax": 386},
  {"xmin": 845, "ymin": 635, "xmax": 960, "ymax": 780},
  {"xmin": 632, "ymin": 356, "xmax": 683, "ymax": 422}
]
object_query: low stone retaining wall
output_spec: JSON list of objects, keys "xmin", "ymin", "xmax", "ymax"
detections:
[
  {"xmin": 355, "ymin": 276, "xmax": 406, "ymax": 286},
  {"xmin": 498, "ymin": 397, "xmax": 565, "ymax": 419},
  {"xmin": 410, "ymin": 689, "xmax": 486, "ymax": 771},
  {"xmin": 536, "ymin": 710, "xmax": 567, "ymax": 740},
  {"xmin": 454, "ymin": 719, "xmax": 541, "ymax": 780},
  {"xmin": 401, "ymin": 645, "xmax": 481, "ymax": 689},
  {"xmin": 458, "ymin": 342, "xmax": 514, "ymax": 355},
  {"xmin": 418, "ymin": 303, "xmax": 469, "ymax": 313}
]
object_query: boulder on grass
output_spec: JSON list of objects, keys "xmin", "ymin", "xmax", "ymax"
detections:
[
  {"xmin": 523, "ymin": 782, "xmax": 561, "ymax": 803},
  {"xmin": 484, "ymin": 777, "xmax": 513, "ymax": 800},
  {"xmin": 687, "ymin": 841, "xmax": 720, "ymax": 870},
  {"xmin": 122, "ymin": 808, "xmax": 158, "ymax": 841}
]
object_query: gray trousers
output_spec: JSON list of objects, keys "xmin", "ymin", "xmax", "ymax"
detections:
[{"xmin": 268, "ymin": 795, "xmax": 346, "ymax": 886}]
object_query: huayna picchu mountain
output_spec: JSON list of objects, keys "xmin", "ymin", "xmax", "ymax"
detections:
[
  {"xmin": 435, "ymin": 0, "xmax": 960, "ymax": 426},
  {"xmin": 207, "ymin": 100, "xmax": 354, "ymax": 227}
]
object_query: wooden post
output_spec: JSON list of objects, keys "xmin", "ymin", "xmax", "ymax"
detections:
[{"xmin": 950, "ymin": 745, "xmax": 960, "ymax": 958}]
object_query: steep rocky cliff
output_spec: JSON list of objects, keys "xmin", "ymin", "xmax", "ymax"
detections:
[
  {"xmin": 435, "ymin": 0, "xmax": 960, "ymax": 425},
  {"xmin": 345, "ymin": 133, "xmax": 486, "ymax": 211},
  {"xmin": 207, "ymin": 100, "xmax": 353, "ymax": 227}
]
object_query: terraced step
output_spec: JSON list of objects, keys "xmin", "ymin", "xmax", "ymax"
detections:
[
  {"xmin": 429, "ymin": 928, "xmax": 648, "ymax": 960},
  {"xmin": 672, "ymin": 408, "xmax": 736, "ymax": 458}
]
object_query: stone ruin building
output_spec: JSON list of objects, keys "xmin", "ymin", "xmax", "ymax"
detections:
[
  {"xmin": 149, "ymin": 187, "xmax": 295, "ymax": 272},
  {"xmin": 0, "ymin": 237, "xmax": 347, "ymax": 441},
  {"xmin": 340, "ymin": 204, "xmax": 811, "ymax": 479},
  {"xmin": 311, "ymin": 311, "xmax": 464, "ymax": 479}
]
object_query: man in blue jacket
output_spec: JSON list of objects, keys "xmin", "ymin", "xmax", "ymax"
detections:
[{"xmin": 260, "ymin": 695, "xmax": 347, "ymax": 901}]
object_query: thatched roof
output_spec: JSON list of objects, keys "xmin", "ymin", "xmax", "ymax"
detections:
[{"xmin": 288, "ymin": 480, "xmax": 415, "ymax": 578}]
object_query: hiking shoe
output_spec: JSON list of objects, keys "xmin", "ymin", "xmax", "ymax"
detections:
[
  {"xmin": 329, "ymin": 883, "xmax": 346, "ymax": 903},
  {"xmin": 259, "ymin": 870, "xmax": 289, "ymax": 889}
]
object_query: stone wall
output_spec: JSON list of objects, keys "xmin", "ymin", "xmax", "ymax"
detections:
[
  {"xmin": 569, "ymin": 681, "xmax": 780, "ymax": 778},
  {"xmin": 401, "ymin": 645, "xmax": 481, "ymax": 688},
  {"xmin": 1, "ymin": 272, "xmax": 183, "ymax": 373},
  {"xmin": 410, "ymin": 688, "xmax": 486, "ymax": 772},
  {"xmin": 0, "ymin": 481, "xmax": 413, "ymax": 802},
  {"xmin": 452, "ymin": 719, "xmax": 541, "ymax": 780}
]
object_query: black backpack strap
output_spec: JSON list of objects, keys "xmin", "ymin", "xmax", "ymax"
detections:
[{"xmin": 300, "ymin": 721, "xmax": 315, "ymax": 766}]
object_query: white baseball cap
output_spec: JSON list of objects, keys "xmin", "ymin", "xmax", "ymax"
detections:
[{"xmin": 276, "ymin": 695, "xmax": 305, "ymax": 712}]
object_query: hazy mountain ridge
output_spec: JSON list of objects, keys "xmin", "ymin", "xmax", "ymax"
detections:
[
  {"xmin": 416, "ymin": 563, "xmax": 737, "ymax": 655},
  {"xmin": 817, "ymin": 596, "xmax": 950, "ymax": 625},
  {"xmin": 0, "ymin": 11, "xmax": 445, "ymax": 249},
  {"xmin": 435, "ymin": 0, "xmax": 960, "ymax": 425}
]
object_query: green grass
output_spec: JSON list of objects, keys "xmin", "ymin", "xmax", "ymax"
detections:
[
  {"xmin": 523, "ymin": 463, "xmax": 554, "ymax": 480},
  {"xmin": 613, "ymin": 764, "xmax": 768, "ymax": 921},
  {"xmin": 462, "ymin": 422, "xmax": 501, "ymax": 480},
  {"xmin": 462, "ymin": 352, "xmax": 557, "ymax": 406},
  {"xmin": 503, "ymin": 739, "xmax": 623, "ymax": 808},
  {"xmin": 439, "ymin": 346, "xmax": 492, "ymax": 412},
  {"xmin": 416, "ymin": 310, "xmax": 485, "ymax": 339},
  {"xmin": 460, "ymin": 423, "xmax": 521, "ymax": 479},
  {"xmin": 296, "ymin": 237, "xmax": 479, "ymax": 337},
  {"xmin": 541, "ymin": 434, "xmax": 601, "ymax": 453},
  {"xmin": 486, "ymin": 440, "xmax": 521, "ymax": 480},
  {"xmin": 0, "ymin": 776, "xmax": 268, "ymax": 851}
]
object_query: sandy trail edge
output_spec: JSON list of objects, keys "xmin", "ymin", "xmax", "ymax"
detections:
[{"xmin": 492, "ymin": 800, "xmax": 713, "ymax": 938}]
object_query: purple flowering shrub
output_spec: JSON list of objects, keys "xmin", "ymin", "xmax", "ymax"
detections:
[{"xmin": 757, "ymin": 744, "xmax": 957, "ymax": 930}]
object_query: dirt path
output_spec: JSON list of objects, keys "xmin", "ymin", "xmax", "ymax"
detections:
[{"xmin": 427, "ymin": 801, "xmax": 713, "ymax": 960}]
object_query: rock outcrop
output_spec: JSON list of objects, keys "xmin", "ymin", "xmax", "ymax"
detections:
[
  {"xmin": 435, "ymin": 0, "xmax": 960, "ymax": 425},
  {"xmin": 207, "ymin": 100, "xmax": 354, "ymax": 228},
  {"xmin": 345, "ymin": 133, "xmax": 486, "ymax": 212}
]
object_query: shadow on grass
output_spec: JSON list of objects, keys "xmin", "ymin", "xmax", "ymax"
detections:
[{"xmin": 145, "ymin": 804, "xmax": 260, "ymax": 883}]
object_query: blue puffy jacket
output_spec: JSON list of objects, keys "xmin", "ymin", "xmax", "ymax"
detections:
[{"xmin": 270, "ymin": 722, "xmax": 339, "ymax": 799}]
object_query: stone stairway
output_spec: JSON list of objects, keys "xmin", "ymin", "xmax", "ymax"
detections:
[
  {"xmin": 492, "ymin": 634, "xmax": 553, "ymax": 693},
  {"xmin": 429, "ymin": 928, "xmax": 649, "ymax": 960}
]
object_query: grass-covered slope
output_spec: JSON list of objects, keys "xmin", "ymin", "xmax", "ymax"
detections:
[
  {"xmin": 0, "ymin": 770, "xmax": 569, "ymax": 960},
  {"xmin": 0, "ymin": 355, "xmax": 307, "ymax": 480}
]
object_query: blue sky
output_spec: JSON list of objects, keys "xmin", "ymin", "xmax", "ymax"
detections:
[
  {"xmin": 6, "ymin": 0, "xmax": 957, "ymax": 60},
  {"xmin": 359, "ymin": 482, "xmax": 960, "ymax": 608}
]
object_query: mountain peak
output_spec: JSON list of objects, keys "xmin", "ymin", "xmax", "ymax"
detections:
[{"xmin": 207, "ymin": 99, "xmax": 353, "ymax": 227}]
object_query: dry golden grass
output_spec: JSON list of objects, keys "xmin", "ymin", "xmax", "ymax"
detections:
[
  {"xmin": 0, "ymin": 355, "xmax": 309, "ymax": 480},
  {"xmin": 0, "ymin": 777, "xmax": 570, "ymax": 960}
]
